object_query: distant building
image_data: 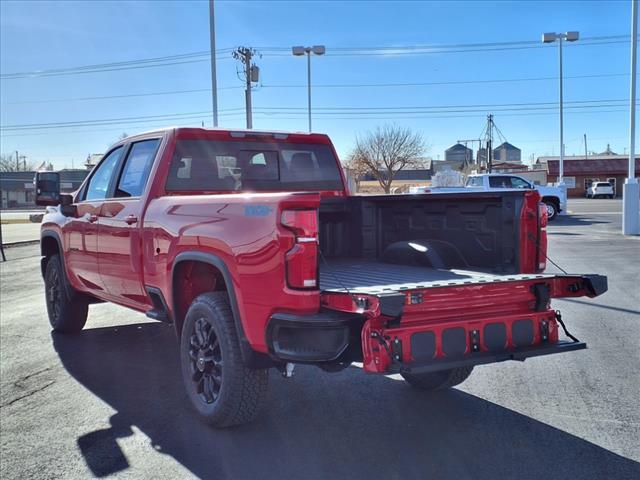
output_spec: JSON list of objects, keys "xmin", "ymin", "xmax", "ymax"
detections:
[
  {"xmin": 0, "ymin": 169, "xmax": 89, "ymax": 209},
  {"xmin": 493, "ymin": 142, "xmax": 521, "ymax": 163},
  {"xmin": 85, "ymin": 154, "xmax": 103, "ymax": 170},
  {"xmin": 444, "ymin": 143, "xmax": 474, "ymax": 165},
  {"xmin": 360, "ymin": 159, "xmax": 433, "ymax": 182},
  {"xmin": 537, "ymin": 154, "xmax": 640, "ymax": 197},
  {"xmin": 490, "ymin": 162, "xmax": 528, "ymax": 173}
]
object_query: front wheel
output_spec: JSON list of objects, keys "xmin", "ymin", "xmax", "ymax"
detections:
[
  {"xmin": 544, "ymin": 201, "xmax": 558, "ymax": 221},
  {"xmin": 180, "ymin": 292, "xmax": 269, "ymax": 428},
  {"xmin": 401, "ymin": 366, "xmax": 474, "ymax": 390},
  {"xmin": 44, "ymin": 254, "xmax": 88, "ymax": 333}
]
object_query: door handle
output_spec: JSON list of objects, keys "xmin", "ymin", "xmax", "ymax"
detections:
[
  {"xmin": 125, "ymin": 214, "xmax": 138, "ymax": 225},
  {"xmin": 88, "ymin": 214, "xmax": 98, "ymax": 223}
]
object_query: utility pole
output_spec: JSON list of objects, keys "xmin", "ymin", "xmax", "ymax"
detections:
[
  {"xmin": 209, "ymin": 0, "xmax": 218, "ymax": 127},
  {"xmin": 487, "ymin": 115, "xmax": 494, "ymax": 173},
  {"xmin": 584, "ymin": 133, "xmax": 588, "ymax": 160},
  {"xmin": 244, "ymin": 52, "xmax": 252, "ymax": 130},
  {"xmin": 15, "ymin": 151, "xmax": 19, "ymax": 171},
  {"xmin": 232, "ymin": 47, "xmax": 259, "ymax": 129}
]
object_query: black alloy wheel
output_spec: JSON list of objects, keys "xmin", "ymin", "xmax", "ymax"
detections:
[{"xmin": 188, "ymin": 317, "xmax": 223, "ymax": 404}]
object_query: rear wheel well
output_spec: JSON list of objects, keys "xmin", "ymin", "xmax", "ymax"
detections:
[
  {"xmin": 172, "ymin": 260, "xmax": 228, "ymax": 337},
  {"xmin": 541, "ymin": 196, "xmax": 559, "ymax": 208}
]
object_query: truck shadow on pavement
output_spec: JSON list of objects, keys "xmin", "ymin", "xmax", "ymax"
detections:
[
  {"xmin": 52, "ymin": 323, "xmax": 640, "ymax": 480},
  {"xmin": 551, "ymin": 215, "xmax": 609, "ymax": 227}
]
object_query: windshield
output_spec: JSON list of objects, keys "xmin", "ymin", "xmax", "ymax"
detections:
[{"xmin": 165, "ymin": 140, "xmax": 343, "ymax": 192}]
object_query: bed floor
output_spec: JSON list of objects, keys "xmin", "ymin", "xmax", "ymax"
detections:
[{"xmin": 319, "ymin": 258, "xmax": 551, "ymax": 295}]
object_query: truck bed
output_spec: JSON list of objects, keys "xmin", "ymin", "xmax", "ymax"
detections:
[{"xmin": 319, "ymin": 258, "xmax": 551, "ymax": 295}]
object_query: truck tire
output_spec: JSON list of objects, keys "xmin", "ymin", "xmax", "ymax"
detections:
[
  {"xmin": 401, "ymin": 366, "xmax": 474, "ymax": 390},
  {"xmin": 44, "ymin": 254, "xmax": 88, "ymax": 333},
  {"xmin": 543, "ymin": 200, "xmax": 558, "ymax": 220},
  {"xmin": 180, "ymin": 292, "xmax": 269, "ymax": 428}
]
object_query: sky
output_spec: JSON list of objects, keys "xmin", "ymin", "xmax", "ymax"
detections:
[{"xmin": 0, "ymin": 0, "xmax": 636, "ymax": 169}]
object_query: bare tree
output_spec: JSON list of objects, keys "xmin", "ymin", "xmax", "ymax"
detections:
[
  {"xmin": 351, "ymin": 125, "xmax": 427, "ymax": 193},
  {"xmin": 0, "ymin": 154, "xmax": 35, "ymax": 172}
]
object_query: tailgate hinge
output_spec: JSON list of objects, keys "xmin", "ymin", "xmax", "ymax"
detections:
[{"xmin": 531, "ymin": 283, "xmax": 551, "ymax": 312}]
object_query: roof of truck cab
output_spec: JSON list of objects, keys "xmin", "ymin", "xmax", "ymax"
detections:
[
  {"xmin": 468, "ymin": 173, "xmax": 525, "ymax": 177},
  {"xmin": 121, "ymin": 127, "xmax": 333, "ymax": 144}
]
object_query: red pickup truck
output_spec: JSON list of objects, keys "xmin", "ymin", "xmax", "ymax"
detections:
[{"xmin": 36, "ymin": 128, "xmax": 607, "ymax": 428}]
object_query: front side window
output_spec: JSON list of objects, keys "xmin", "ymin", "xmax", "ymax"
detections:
[
  {"xmin": 116, "ymin": 139, "xmax": 160, "ymax": 197},
  {"xmin": 84, "ymin": 147, "xmax": 124, "ymax": 201},
  {"xmin": 165, "ymin": 140, "xmax": 343, "ymax": 192},
  {"xmin": 510, "ymin": 177, "xmax": 530, "ymax": 189},
  {"xmin": 466, "ymin": 177, "xmax": 481, "ymax": 187}
]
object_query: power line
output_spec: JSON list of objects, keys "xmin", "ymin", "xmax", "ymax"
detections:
[
  {"xmin": 1, "ymin": 73, "xmax": 630, "ymax": 106},
  {"xmin": 261, "ymin": 38, "xmax": 630, "ymax": 57},
  {"xmin": 262, "ymin": 73, "xmax": 630, "ymax": 89},
  {"xmin": 1, "ymin": 87, "xmax": 237, "ymax": 105},
  {"xmin": 0, "ymin": 35, "xmax": 630, "ymax": 80},
  {"xmin": 1, "ymin": 107, "xmax": 630, "ymax": 139},
  {"xmin": 1, "ymin": 101, "xmax": 633, "ymax": 133},
  {"xmin": 251, "ymin": 98, "xmax": 630, "ymax": 111}
]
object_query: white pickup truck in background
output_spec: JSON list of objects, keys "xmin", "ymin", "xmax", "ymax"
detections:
[{"xmin": 409, "ymin": 173, "xmax": 566, "ymax": 220}]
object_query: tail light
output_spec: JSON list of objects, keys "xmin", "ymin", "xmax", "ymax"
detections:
[
  {"xmin": 537, "ymin": 202, "xmax": 548, "ymax": 271},
  {"xmin": 281, "ymin": 209, "xmax": 318, "ymax": 289}
]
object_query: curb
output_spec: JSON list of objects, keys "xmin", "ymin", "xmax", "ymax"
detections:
[
  {"xmin": 1, "ymin": 240, "xmax": 40, "ymax": 248},
  {"xmin": 0, "ymin": 219, "xmax": 33, "ymax": 225}
]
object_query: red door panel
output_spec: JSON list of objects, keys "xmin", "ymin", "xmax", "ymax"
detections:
[
  {"xmin": 98, "ymin": 199, "xmax": 150, "ymax": 311},
  {"xmin": 65, "ymin": 202, "xmax": 105, "ymax": 293}
]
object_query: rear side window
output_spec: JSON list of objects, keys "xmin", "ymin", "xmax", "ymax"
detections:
[
  {"xmin": 116, "ymin": 139, "xmax": 160, "ymax": 197},
  {"xmin": 488, "ymin": 176, "xmax": 511, "ymax": 188},
  {"xmin": 165, "ymin": 140, "xmax": 343, "ymax": 192}
]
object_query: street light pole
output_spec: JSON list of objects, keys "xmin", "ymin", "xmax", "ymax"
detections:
[
  {"xmin": 542, "ymin": 31, "xmax": 579, "ymax": 214},
  {"xmin": 623, "ymin": 0, "xmax": 639, "ymax": 235},
  {"xmin": 307, "ymin": 51, "xmax": 312, "ymax": 132},
  {"xmin": 292, "ymin": 45, "xmax": 325, "ymax": 132},
  {"xmin": 208, "ymin": 0, "xmax": 218, "ymax": 127},
  {"xmin": 558, "ymin": 35, "xmax": 564, "ymax": 183}
]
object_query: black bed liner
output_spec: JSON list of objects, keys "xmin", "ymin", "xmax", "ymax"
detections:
[{"xmin": 319, "ymin": 258, "xmax": 552, "ymax": 295}]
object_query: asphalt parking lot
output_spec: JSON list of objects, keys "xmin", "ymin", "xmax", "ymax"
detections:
[{"xmin": 1, "ymin": 198, "xmax": 638, "ymax": 479}]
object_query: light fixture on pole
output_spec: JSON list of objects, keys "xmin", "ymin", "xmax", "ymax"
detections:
[
  {"xmin": 542, "ymin": 31, "xmax": 579, "ymax": 214},
  {"xmin": 292, "ymin": 45, "xmax": 326, "ymax": 132}
]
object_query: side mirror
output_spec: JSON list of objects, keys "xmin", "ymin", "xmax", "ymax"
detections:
[
  {"xmin": 34, "ymin": 172, "xmax": 60, "ymax": 206},
  {"xmin": 60, "ymin": 193, "xmax": 77, "ymax": 217}
]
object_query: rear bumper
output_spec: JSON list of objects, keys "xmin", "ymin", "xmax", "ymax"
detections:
[
  {"xmin": 266, "ymin": 310, "xmax": 363, "ymax": 362},
  {"xmin": 390, "ymin": 340, "xmax": 586, "ymax": 375}
]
